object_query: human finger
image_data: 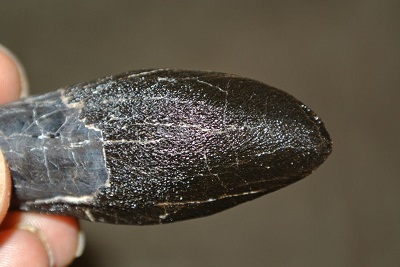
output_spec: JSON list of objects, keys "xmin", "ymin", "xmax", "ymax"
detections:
[
  {"xmin": 0, "ymin": 212, "xmax": 83, "ymax": 267},
  {"xmin": 0, "ymin": 44, "xmax": 28, "ymax": 103}
]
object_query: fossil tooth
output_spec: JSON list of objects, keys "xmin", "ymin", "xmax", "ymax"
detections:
[{"xmin": 0, "ymin": 69, "xmax": 332, "ymax": 225}]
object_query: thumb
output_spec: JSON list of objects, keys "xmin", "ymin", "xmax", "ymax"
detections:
[{"xmin": 0, "ymin": 149, "xmax": 11, "ymax": 224}]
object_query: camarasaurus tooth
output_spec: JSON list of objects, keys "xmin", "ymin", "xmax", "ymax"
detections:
[{"xmin": 0, "ymin": 69, "xmax": 332, "ymax": 225}]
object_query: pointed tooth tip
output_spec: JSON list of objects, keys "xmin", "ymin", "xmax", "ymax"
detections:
[{"xmin": 302, "ymin": 104, "xmax": 333, "ymax": 161}]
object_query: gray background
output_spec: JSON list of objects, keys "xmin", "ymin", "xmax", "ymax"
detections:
[{"xmin": 1, "ymin": 1, "xmax": 399, "ymax": 266}]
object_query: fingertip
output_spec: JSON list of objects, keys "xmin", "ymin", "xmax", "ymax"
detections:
[
  {"xmin": 0, "ymin": 44, "xmax": 29, "ymax": 103},
  {"xmin": 2, "ymin": 212, "xmax": 82, "ymax": 266},
  {"xmin": 0, "ymin": 150, "xmax": 11, "ymax": 224},
  {"xmin": 0, "ymin": 228, "xmax": 51, "ymax": 267}
]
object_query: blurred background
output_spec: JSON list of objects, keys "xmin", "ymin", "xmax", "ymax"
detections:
[{"xmin": 1, "ymin": 1, "xmax": 399, "ymax": 266}]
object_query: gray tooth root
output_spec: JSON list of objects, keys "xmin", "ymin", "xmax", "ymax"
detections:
[{"xmin": 0, "ymin": 69, "xmax": 332, "ymax": 225}]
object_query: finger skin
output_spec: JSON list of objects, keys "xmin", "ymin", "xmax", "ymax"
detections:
[
  {"xmin": 0, "ymin": 46, "xmax": 81, "ymax": 266},
  {"xmin": 0, "ymin": 46, "xmax": 22, "ymax": 103},
  {"xmin": 0, "ymin": 228, "xmax": 50, "ymax": 267},
  {"xmin": 0, "ymin": 212, "xmax": 80, "ymax": 267},
  {"xmin": 0, "ymin": 151, "xmax": 11, "ymax": 223}
]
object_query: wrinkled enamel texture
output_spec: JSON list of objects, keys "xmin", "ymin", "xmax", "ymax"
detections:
[{"xmin": 0, "ymin": 69, "xmax": 332, "ymax": 225}]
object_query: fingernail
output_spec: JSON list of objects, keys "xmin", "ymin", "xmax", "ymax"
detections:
[
  {"xmin": 75, "ymin": 231, "xmax": 86, "ymax": 258},
  {"xmin": 0, "ymin": 43, "xmax": 30, "ymax": 97},
  {"xmin": 18, "ymin": 223, "xmax": 54, "ymax": 267}
]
